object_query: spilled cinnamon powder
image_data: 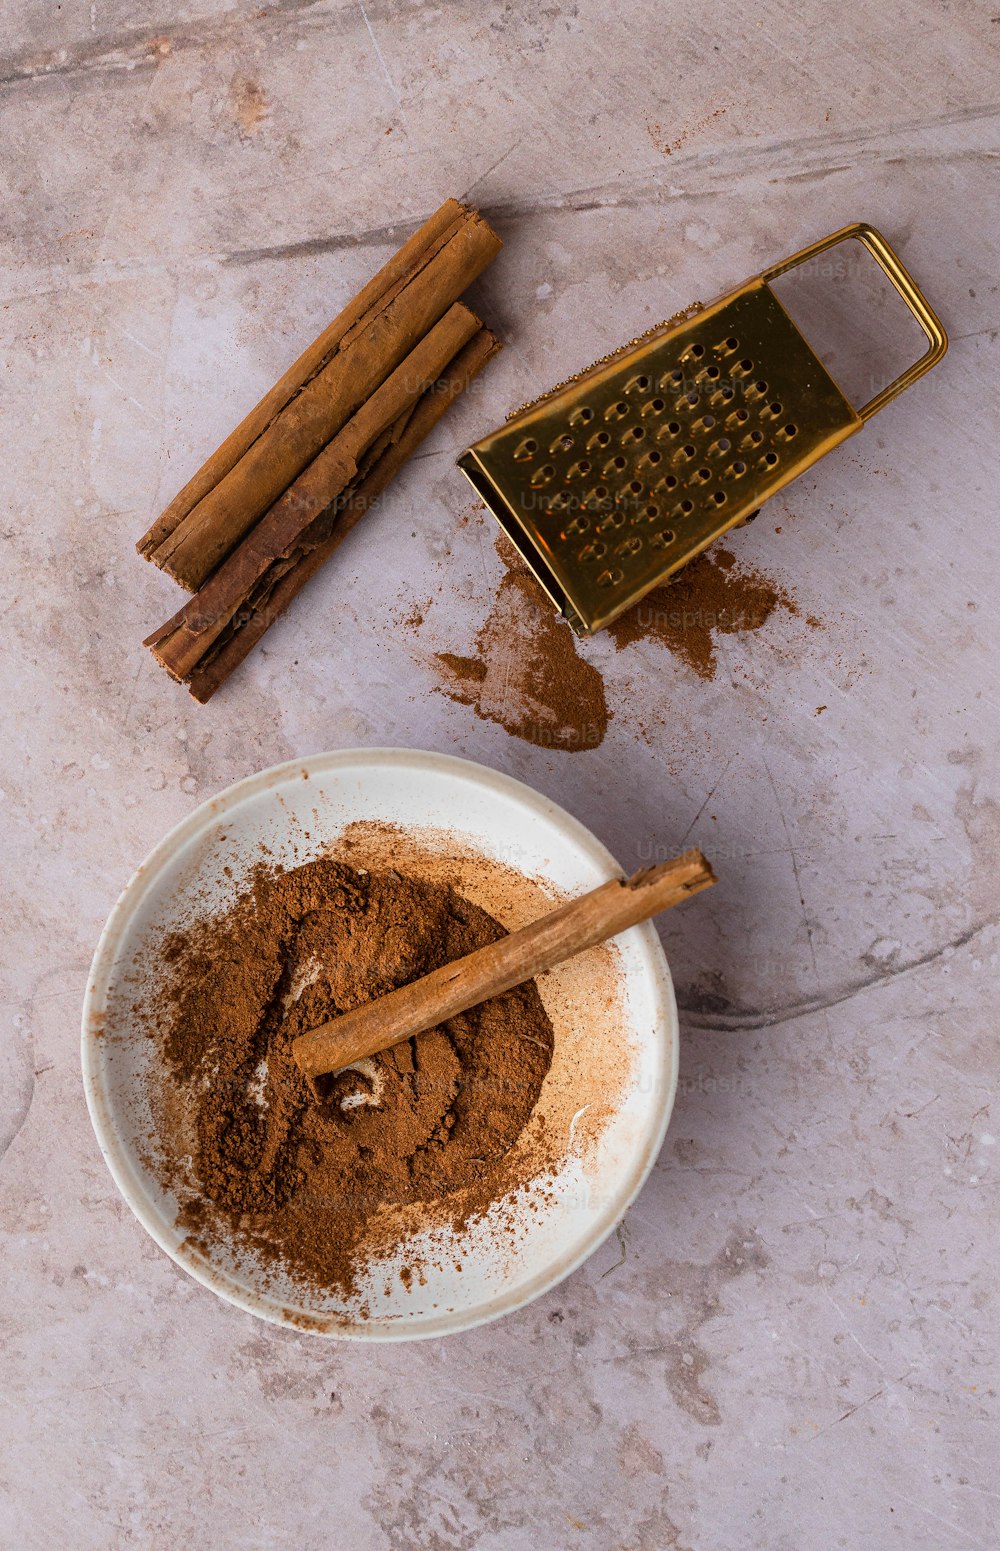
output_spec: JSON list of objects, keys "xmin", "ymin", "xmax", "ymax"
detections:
[
  {"xmin": 150, "ymin": 857, "xmax": 556, "ymax": 1299},
  {"xmin": 423, "ymin": 523, "xmax": 816, "ymax": 748},
  {"xmin": 607, "ymin": 546, "xmax": 812, "ymax": 680},
  {"xmin": 436, "ymin": 553, "xmax": 609, "ymax": 751}
]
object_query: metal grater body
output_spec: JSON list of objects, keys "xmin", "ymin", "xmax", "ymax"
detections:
[{"xmin": 459, "ymin": 225, "xmax": 947, "ymax": 634}]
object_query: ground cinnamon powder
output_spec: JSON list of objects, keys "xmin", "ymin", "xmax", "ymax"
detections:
[
  {"xmin": 152, "ymin": 857, "xmax": 555, "ymax": 1298},
  {"xmin": 606, "ymin": 545, "xmax": 812, "ymax": 679},
  {"xmin": 435, "ymin": 554, "xmax": 609, "ymax": 752},
  {"xmin": 425, "ymin": 527, "xmax": 816, "ymax": 749}
]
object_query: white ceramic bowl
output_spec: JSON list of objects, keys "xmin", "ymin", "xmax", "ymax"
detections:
[{"xmin": 82, "ymin": 749, "xmax": 678, "ymax": 1339}]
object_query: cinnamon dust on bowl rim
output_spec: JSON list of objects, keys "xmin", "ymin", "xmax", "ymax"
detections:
[{"xmin": 141, "ymin": 823, "xmax": 631, "ymax": 1316}]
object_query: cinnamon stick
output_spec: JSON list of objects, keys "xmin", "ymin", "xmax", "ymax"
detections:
[
  {"xmin": 291, "ymin": 851, "xmax": 717, "ymax": 1084},
  {"xmin": 139, "ymin": 201, "xmax": 466, "ymax": 562},
  {"xmin": 145, "ymin": 323, "xmax": 501, "ymax": 701},
  {"xmin": 139, "ymin": 200, "xmax": 501, "ymax": 592}
]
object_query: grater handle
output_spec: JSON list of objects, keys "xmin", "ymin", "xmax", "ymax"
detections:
[{"xmin": 761, "ymin": 223, "xmax": 947, "ymax": 423}]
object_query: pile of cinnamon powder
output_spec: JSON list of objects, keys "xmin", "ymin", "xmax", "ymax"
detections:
[{"xmin": 151, "ymin": 857, "xmax": 556, "ymax": 1299}]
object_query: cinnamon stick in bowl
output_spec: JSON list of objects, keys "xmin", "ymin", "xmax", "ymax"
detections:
[
  {"xmin": 138, "ymin": 199, "xmax": 502, "ymax": 591},
  {"xmin": 292, "ymin": 850, "xmax": 716, "ymax": 1086}
]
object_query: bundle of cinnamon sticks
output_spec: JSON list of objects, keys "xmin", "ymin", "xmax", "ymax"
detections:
[{"xmin": 139, "ymin": 199, "xmax": 502, "ymax": 702}]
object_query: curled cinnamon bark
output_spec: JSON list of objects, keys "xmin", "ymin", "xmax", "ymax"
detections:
[
  {"xmin": 139, "ymin": 199, "xmax": 502, "ymax": 591},
  {"xmin": 144, "ymin": 323, "xmax": 500, "ymax": 702}
]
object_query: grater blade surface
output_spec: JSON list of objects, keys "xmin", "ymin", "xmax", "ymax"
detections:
[{"xmin": 459, "ymin": 280, "xmax": 859, "ymax": 634}]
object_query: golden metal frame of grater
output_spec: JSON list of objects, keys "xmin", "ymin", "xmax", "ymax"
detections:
[{"xmin": 458, "ymin": 223, "xmax": 947, "ymax": 635}]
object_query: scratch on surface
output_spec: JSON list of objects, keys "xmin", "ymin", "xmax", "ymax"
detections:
[
  {"xmin": 600, "ymin": 1220, "xmax": 631, "ymax": 1278},
  {"xmin": 808, "ymin": 1388, "xmax": 884, "ymax": 1440},
  {"xmin": 676, "ymin": 758, "xmax": 735, "ymax": 849},
  {"xmin": 111, "ymin": 321, "xmax": 157, "ymax": 357},
  {"xmin": 357, "ymin": 0, "xmax": 402, "ymax": 113},
  {"xmin": 762, "ymin": 753, "xmax": 820, "ymax": 985},
  {"xmin": 678, "ymin": 915, "xmax": 996, "ymax": 1033},
  {"xmin": 120, "ymin": 657, "xmax": 145, "ymax": 734},
  {"xmin": 820, "ymin": 1287, "xmax": 887, "ymax": 1375},
  {"xmin": 98, "ymin": 366, "xmax": 158, "ymax": 421},
  {"xmin": 461, "ymin": 138, "xmax": 524, "ymax": 199},
  {"xmin": 910, "ymin": 1498, "xmax": 993, "ymax": 1548}
]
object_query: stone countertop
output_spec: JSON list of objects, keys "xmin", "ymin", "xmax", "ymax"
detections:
[{"xmin": 1, "ymin": 2, "xmax": 998, "ymax": 1546}]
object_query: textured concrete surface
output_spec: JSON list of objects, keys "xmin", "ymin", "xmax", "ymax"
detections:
[{"xmin": 2, "ymin": 1, "xmax": 998, "ymax": 1546}]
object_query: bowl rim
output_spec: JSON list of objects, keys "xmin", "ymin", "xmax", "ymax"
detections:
[{"xmin": 81, "ymin": 747, "xmax": 679, "ymax": 1340}]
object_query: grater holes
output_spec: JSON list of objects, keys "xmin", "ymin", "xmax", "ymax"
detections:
[
  {"xmin": 680, "ymin": 500, "xmax": 694, "ymax": 514},
  {"xmin": 605, "ymin": 400, "xmax": 630, "ymax": 422},
  {"xmin": 764, "ymin": 451, "xmax": 778, "ymax": 465},
  {"xmin": 597, "ymin": 509, "xmax": 627, "ymax": 533},
  {"xmin": 627, "ymin": 479, "xmax": 644, "ymax": 495},
  {"xmin": 566, "ymin": 459, "xmax": 592, "ymax": 480},
  {"xmin": 749, "ymin": 430, "xmax": 763, "ymax": 443},
  {"xmin": 666, "ymin": 368, "xmax": 684, "ymax": 387},
  {"xmin": 705, "ymin": 365, "xmax": 721, "ymax": 380},
  {"xmin": 604, "ymin": 456, "xmax": 628, "ymax": 476},
  {"xmin": 579, "ymin": 540, "xmax": 607, "ymax": 563},
  {"xmin": 650, "ymin": 528, "xmax": 676, "ymax": 550},
  {"xmin": 569, "ymin": 406, "xmax": 594, "ymax": 427},
  {"xmin": 638, "ymin": 449, "xmax": 663, "ymax": 471},
  {"xmin": 595, "ymin": 566, "xmax": 625, "ymax": 589},
  {"xmin": 589, "ymin": 430, "xmax": 612, "ymax": 449},
  {"xmin": 689, "ymin": 343, "xmax": 705, "ymax": 358},
  {"xmin": 514, "ymin": 437, "xmax": 538, "ymax": 461},
  {"xmin": 531, "ymin": 464, "xmax": 556, "ymax": 487},
  {"xmin": 712, "ymin": 491, "xmax": 727, "ymax": 506},
  {"xmin": 549, "ymin": 490, "xmax": 572, "ymax": 510},
  {"xmin": 621, "ymin": 425, "xmax": 645, "ymax": 445},
  {"xmin": 716, "ymin": 335, "xmax": 740, "ymax": 355},
  {"xmin": 564, "ymin": 514, "xmax": 590, "ymax": 537},
  {"xmin": 583, "ymin": 484, "xmax": 610, "ymax": 509},
  {"xmin": 625, "ymin": 373, "xmax": 651, "ymax": 394},
  {"xmin": 616, "ymin": 536, "xmax": 644, "ymax": 559},
  {"xmin": 738, "ymin": 358, "xmax": 754, "ymax": 373},
  {"xmin": 654, "ymin": 473, "xmax": 678, "ymax": 493},
  {"xmin": 692, "ymin": 467, "xmax": 712, "ymax": 484},
  {"xmin": 774, "ymin": 422, "xmax": 799, "ymax": 442},
  {"xmin": 550, "ymin": 433, "xmax": 575, "ymax": 455}
]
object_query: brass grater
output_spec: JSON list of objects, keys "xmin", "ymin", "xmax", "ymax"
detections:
[{"xmin": 458, "ymin": 224, "xmax": 947, "ymax": 634}]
